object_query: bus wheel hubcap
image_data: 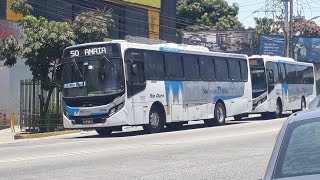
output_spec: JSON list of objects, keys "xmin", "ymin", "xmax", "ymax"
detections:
[
  {"xmin": 217, "ymin": 107, "xmax": 224, "ymax": 121},
  {"xmin": 150, "ymin": 113, "xmax": 160, "ymax": 128}
]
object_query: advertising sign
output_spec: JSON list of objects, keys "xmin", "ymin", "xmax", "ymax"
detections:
[
  {"xmin": 294, "ymin": 37, "xmax": 320, "ymax": 63},
  {"xmin": 181, "ymin": 30, "xmax": 254, "ymax": 55},
  {"xmin": 121, "ymin": 0, "xmax": 161, "ymax": 8},
  {"xmin": 259, "ymin": 35, "xmax": 285, "ymax": 56}
]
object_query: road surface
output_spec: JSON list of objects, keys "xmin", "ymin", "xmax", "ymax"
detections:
[{"xmin": 0, "ymin": 115, "xmax": 287, "ymax": 180}]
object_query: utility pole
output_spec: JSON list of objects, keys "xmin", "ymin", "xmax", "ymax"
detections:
[
  {"xmin": 283, "ymin": 0, "xmax": 290, "ymax": 57},
  {"xmin": 289, "ymin": 0, "xmax": 294, "ymax": 58}
]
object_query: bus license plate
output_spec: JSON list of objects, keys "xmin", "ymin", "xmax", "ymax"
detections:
[{"xmin": 83, "ymin": 119, "xmax": 94, "ymax": 124}]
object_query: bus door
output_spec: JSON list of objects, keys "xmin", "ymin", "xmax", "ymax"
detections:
[
  {"xmin": 249, "ymin": 59, "xmax": 268, "ymax": 110},
  {"xmin": 125, "ymin": 49, "xmax": 147, "ymax": 125}
]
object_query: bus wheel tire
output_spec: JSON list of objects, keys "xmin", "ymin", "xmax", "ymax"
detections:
[
  {"xmin": 214, "ymin": 102, "xmax": 226, "ymax": 126},
  {"xmin": 271, "ymin": 101, "xmax": 282, "ymax": 119},
  {"xmin": 301, "ymin": 98, "xmax": 306, "ymax": 111},
  {"xmin": 233, "ymin": 115, "xmax": 243, "ymax": 121},
  {"xmin": 96, "ymin": 128, "xmax": 112, "ymax": 137},
  {"xmin": 166, "ymin": 122, "xmax": 184, "ymax": 130},
  {"xmin": 143, "ymin": 107, "xmax": 164, "ymax": 134}
]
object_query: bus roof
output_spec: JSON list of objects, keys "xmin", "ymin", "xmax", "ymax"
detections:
[
  {"xmin": 64, "ymin": 40, "xmax": 248, "ymax": 59},
  {"xmin": 249, "ymin": 55, "xmax": 314, "ymax": 66}
]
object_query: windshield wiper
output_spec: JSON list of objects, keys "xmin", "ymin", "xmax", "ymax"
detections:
[
  {"xmin": 71, "ymin": 58, "xmax": 85, "ymax": 86},
  {"xmin": 103, "ymin": 56, "xmax": 111, "ymax": 63}
]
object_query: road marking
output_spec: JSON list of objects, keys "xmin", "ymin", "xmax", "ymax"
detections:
[{"xmin": 0, "ymin": 128, "xmax": 280, "ymax": 164}]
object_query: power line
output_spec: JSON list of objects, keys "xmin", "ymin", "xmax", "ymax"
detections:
[
  {"xmin": 28, "ymin": 1, "xmax": 179, "ymax": 32},
  {"xmin": 54, "ymin": 0, "xmax": 198, "ymax": 28},
  {"xmin": 28, "ymin": 4, "xmax": 177, "ymax": 39},
  {"xmin": 27, "ymin": 1, "xmax": 178, "ymax": 39}
]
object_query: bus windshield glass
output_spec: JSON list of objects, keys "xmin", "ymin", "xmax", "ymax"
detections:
[
  {"xmin": 62, "ymin": 57, "xmax": 125, "ymax": 97},
  {"xmin": 250, "ymin": 68, "xmax": 267, "ymax": 92},
  {"xmin": 249, "ymin": 58, "xmax": 267, "ymax": 93}
]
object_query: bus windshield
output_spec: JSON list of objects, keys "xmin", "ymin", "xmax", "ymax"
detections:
[
  {"xmin": 62, "ymin": 57, "xmax": 125, "ymax": 98},
  {"xmin": 250, "ymin": 67, "xmax": 267, "ymax": 93}
]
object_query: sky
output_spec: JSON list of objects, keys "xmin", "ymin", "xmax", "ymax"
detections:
[{"xmin": 226, "ymin": 0, "xmax": 320, "ymax": 28}]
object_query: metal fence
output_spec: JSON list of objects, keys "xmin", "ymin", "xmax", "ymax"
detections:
[{"xmin": 20, "ymin": 80, "xmax": 63, "ymax": 132}]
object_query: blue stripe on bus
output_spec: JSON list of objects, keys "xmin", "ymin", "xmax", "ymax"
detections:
[
  {"xmin": 63, "ymin": 104, "xmax": 80, "ymax": 116},
  {"xmin": 160, "ymin": 47, "xmax": 180, "ymax": 52},
  {"xmin": 165, "ymin": 81, "xmax": 183, "ymax": 105}
]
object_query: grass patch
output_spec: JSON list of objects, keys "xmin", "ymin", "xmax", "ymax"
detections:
[{"xmin": 14, "ymin": 130, "xmax": 81, "ymax": 140}]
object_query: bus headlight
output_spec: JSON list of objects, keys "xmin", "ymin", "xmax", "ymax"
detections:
[{"xmin": 110, "ymin": 108, "xmax": 116, "ymax": 115}]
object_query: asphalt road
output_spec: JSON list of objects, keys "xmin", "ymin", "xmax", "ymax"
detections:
[{"xmin": 0, "ymin": 115, "xmax": 288, "ymax": 180}]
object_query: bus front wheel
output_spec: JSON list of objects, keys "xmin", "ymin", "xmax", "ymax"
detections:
[
  {"xmin": 271, "ymin": 101, "xmax": 282, "ymax": 118},
  {"xmin": 143, "ymin": 107, "xmax": 165, "ymax": 134},
  {"xmin": 96, "ymin": 128, "xmax": 112, "ymax": 137},
  {"xmin": 301, "ymin": 98, "xmax": 306, "ymax": 111}
]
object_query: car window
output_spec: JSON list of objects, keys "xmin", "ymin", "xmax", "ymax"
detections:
[{"xmin": 274, "ymin": 119, "xmax": 320, "ymax": 178}]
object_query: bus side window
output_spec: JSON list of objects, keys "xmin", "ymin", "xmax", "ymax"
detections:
[
  {"xmin": 165, "ymin": 53, "xmax": 184, "ymax": 80},
  {"xmin": 183, "ymin": 54, "xmax": 200, "ymax": 80},
  {"xmin": 215, "ymin": 58, "xmax": 229, "ymax": 82},
  {"xmin": 268, "ymin": 69, "xmax": 275, "ymax": 84},
  {"xmin": 278, "ymin": 63, "xmax": 286, "ymax": 84},
  {"xmin": 227, "ymin": 58, "xmax": 241, "ymax": 82},
  {"xmin": 267, "ymin": 62, "xmax": 278, "ymax": 83},
  {"xmin": 199, "ymin": 56, "xmax": 215, "ymax": 81},
  {"xmin": 145, "ymin": 51, "xmax": 165, "ymax": 80},
  {"xmin": 125, "ymin": 49, "xmax": 146, "ymax": 97},
  {"xmin": 240, "ymin": 60, "xmax": 248, "ymax": 81}
]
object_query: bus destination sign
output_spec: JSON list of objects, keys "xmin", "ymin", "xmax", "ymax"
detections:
[
  {"xmin": 63, "ymin": 44, "xmax": 120, "ymax": 58},
  {"xmin": 249, "ymin": 58, "xmax": 264, "ymax": 66}
]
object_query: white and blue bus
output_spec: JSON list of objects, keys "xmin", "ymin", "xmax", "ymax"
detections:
[
  {"xmin": 248, "ymin": 55, "xmax": 316, "ymax": 118},
  {"xmin": 60, "ymin": 41, "xmax": 252, "ymax": 136}
]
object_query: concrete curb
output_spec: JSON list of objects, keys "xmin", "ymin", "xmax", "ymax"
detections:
[{"xmin": 14, "ymin": 130, "xmax": 81, "ymax": 140}]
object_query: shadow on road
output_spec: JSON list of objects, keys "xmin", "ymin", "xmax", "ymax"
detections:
[
  {"xmin": 236, "ymin": 113, "xmax": 291, "ymax": 122},
  {"xmin": 68, "ymin": 121, "xmax": 246, "ymax": 139}
]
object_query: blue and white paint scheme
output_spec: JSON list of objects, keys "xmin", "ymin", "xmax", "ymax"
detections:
[
  {"xmin": 62, "ymin": 40, "xmax": 252, "ymax": 130},
  {"xmin": 249, "ymin": 55, "xmax": 316, "ymax": 114}
]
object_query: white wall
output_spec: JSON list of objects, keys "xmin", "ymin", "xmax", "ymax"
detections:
[{"xmin": 0, "ymin": 60, "xmax": 32, "ymax": 115}]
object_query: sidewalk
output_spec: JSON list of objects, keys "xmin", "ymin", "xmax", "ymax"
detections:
[{"xmin": 0, "ymin": 127, "xmax": 16, "ymax": 144}]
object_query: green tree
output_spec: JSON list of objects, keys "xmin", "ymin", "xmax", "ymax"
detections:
[
  {"xmin": 254, "ymin": 17, "xmax": 275, "ymax": 35},
  {"xmin": 0, "ymin": 36, "xmax": 21, "ymax": 67},
  {"xmin": 9, "ymin": 0, "xmax": 33, "ymax": 16},
  {"xmin": 176, "ymin": 0, "xmax": 244, "ymax": 30},
  {"xmin": 20, "ymin": 16, "xmax": 75, "ymax": 129},
  {"xmin": 252, "ymin": 17, "xmax": 275, "ymax": 53},
  {"xmin": 0, "ymin": 0, "xmax": 114, "ymax": 131},
  {"xmin": 73, "ymin": 8, "xmax": 114, "ymax": 44}
]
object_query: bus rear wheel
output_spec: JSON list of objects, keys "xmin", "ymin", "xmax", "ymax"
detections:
[
  {"xmin": 96, "ymin": 128, "xmax": 112, "ymax": 137},
  {"xmin": 205, "ymin": 102, "xmax": 226, "ymax": 126},
  {"xmin": 143, "ymin": 106, "xmax": 165, "ymax": 134}
]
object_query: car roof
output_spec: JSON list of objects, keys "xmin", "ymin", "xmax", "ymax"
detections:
[{"xmin": 289, "ymin": 108, "xmax": 320, "ymax": 123}]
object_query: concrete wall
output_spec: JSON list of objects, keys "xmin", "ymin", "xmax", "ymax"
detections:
[{"xmin": 0, "ymin": 60, "xmax": 32, "ymax": 115}]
